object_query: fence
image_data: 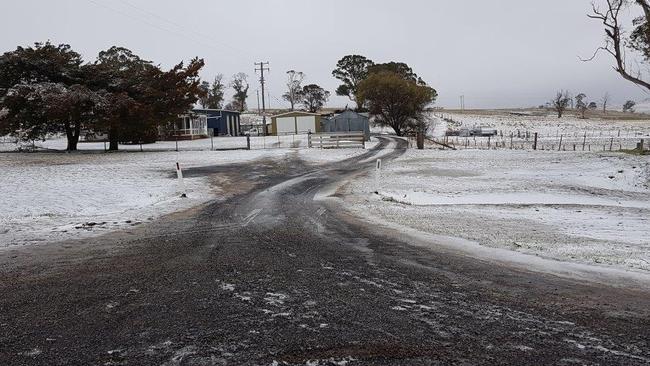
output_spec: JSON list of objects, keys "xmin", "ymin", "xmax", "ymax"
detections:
[
  {"xmin": 410, "ymin": 129, "xmax": 649, "ymax": 152},
  {"xmin": 0, "ymin": 133, "xmax": 314, "ymax": 153},
  {"xmin": 308, "ymin": 132, "xmax": 366, "ymax": 149}
]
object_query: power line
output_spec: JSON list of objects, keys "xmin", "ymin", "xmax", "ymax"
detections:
[
  {"xmin": 86, "ymin": 0, "xmax": 252, "ymax": 59},
  {"xmin": 116, "ymin": 0, "xmax": 252, "ymax": 58},
  {"xmin": 255, "ymin": 62, "xmax": 270, "ymax": 135}
]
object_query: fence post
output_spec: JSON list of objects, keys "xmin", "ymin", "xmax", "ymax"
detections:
[
  {"xmin": 582, "ymin": 133, "xmax": 587, "ymax": 151},
  {"xmin": 417, "ymin": 131, "xmax": 424, "ymax": 150},
  {"xmin": 558, "ymin": 135, "xmax": 563, "ymax": 151},
  {"xmin": 246, "ymin": 135, "xmax": 251, "ymax": 150},
  {"xmin": 609, "ymin": 137, "xmax": 614, "ymax": 151},
  {"xmin": 533, "ymin": 132, "xmax": 538, "ymax": 150}
]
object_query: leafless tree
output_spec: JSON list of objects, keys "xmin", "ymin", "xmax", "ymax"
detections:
[
  {"xmin": 282, "ymin": 70, "xmax": 304, "ymax": 111},
  {"xmin": 601, "ymin": 92, "xmax": 611, "ymax": 114},
  {"xmin": 585, "ymin": 1, "xmax": 650, "ymax": 91},
  {"xmin": 551, "ymin": 90, "xmax": 572, "ymax": 118}
]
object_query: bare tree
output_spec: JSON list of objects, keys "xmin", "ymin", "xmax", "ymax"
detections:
[
  {"xmin": 551, "ymin": 90, "xmax": 572, "ymax": 118},
  {"xmin": 230, "ymin": 73, "xmax": 249, "ymax": 112},
  {"xmin": 601, "ymin": 92, "xmax": 610, "ymax": 114},
  {"xmin": 586, "ymin": 1, "xmax": 650, "ymax": 91},
  {"xmin": 282, "ymin": 70, "xmax": 304, "ymax": 111}
]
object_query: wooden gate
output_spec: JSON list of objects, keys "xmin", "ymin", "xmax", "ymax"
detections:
[{"xmin": 308, "ymin": 132, "xmax": 365, "ymax": 149}]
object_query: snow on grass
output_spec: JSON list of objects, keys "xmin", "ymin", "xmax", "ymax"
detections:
[
  {"xmin": 345, "ymin": 149, "xmax": 650, "ymax": 272},
  {"xmin": 0, "ymin": 149, "xmax": 288, "ymax": 247},
  {"xmin": 0, "ymin": 137, "xmax": 383, "ymax": 247}
]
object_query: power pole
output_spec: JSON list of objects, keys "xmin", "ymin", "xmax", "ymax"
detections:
[
  {"xmin": 256, "ymin": 89, "xmax": 261, "ymax": 115},
  {"xmin": 255, "ymin": 61, "xmax": 270, "ymax": 135}
]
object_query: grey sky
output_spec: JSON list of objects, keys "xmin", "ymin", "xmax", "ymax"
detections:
[{"xmin": 2, "ymin": 0, "xmax": 649, "ymax": 109}]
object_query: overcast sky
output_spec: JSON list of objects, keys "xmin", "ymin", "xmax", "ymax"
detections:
[{"xmin": 2, "ymin": 0, "xmax": 649, "ymax": 109}]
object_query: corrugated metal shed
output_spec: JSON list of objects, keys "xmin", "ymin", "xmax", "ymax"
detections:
[{"xmin": 321, "ymin": 110, "xmax": 370, "ymax": 141}]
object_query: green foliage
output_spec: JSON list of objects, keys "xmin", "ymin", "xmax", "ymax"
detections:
[
  {"xmin": 301, "ymin": 84, "xmax": 330, "ymax": 113},
  {"xmin": 357, "ymin": 69, "xmax": 437, "ymax": 136},
  {"xmin": 0, "ymin": 42, "xmax": 83, "ymax": 99},
  {"xmin": 0, "ymin": 42, "xmax": 205, "ymax": 150},
  {"xmin": 198, "ymin": 75, "xmax": 225, "ymax": 109},
  {"xmin": 332, "ymin": 55, "xmax": 374, "ymax": 108},
  {"xmin": 368, "ymin": 62, "xmax": 426, "ymax": 85},
  {"xmin": 630, "ymin": 14, "xmax": 650, "ymax": 61}
]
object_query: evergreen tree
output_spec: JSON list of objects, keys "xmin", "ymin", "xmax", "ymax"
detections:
[
  {"xmin": 301, "ymin": 84, "xmax": 330, "ymax": 113},
  {"xmin": 0, "ymin": 42, "xmax": 96, "ymax": 151},
  {"xmin": 207, "ymin": 75, "xmax": 225, "ymax": 109},
  {"xmin": 357, "ymin": 64, "xmax": 437, "ymax": 136},
  {"xmin": 332, "ymin": 55, "xmax": 374, "ymax": 110}
]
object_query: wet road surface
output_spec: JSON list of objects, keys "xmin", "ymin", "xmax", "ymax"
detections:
[{"xmin": 1, "ymin": 137, "xmax": 649, "ymax": 365}]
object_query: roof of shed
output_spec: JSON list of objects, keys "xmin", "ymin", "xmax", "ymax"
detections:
[{"xmin": 271, "ymin": 111, "xmax": 322, "ymax": 118}]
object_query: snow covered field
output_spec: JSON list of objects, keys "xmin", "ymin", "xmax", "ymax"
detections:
[
  {"xmin": 432, "ymin": 112, "xmax": 650, "ymax": 151},
  {"xmin": 0, "ymin": 136, "xmax": 380, "ymax": 247},
  {"xmin": 0, "ymin": 134, "xmax": 314, "ymax": 152},
  {"xmin": 344, "ymin": 149, "xmax": 650, "ymax": 273}
]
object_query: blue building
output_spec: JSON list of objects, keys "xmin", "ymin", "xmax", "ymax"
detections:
[{"xmin": 193, "ymin": 109, "xmax": 242, "ymax": 136}]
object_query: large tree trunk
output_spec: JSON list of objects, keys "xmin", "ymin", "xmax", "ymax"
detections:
[
  {"xmin": 109, "ymin": 125, "xmax": 119, "ymax": 151},
  {"xmin": 65, "ymin": 120, "xmax": 80, "ymax": 151}
]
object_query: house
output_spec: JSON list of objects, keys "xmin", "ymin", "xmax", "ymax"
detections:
[
  {"xmin": 270, "ymin": 111, "xmax": 322, "ymax": 135},
  {"xmin": 159, "ymin": 109, "xmax": 241, "ymax": 140},
  {"xmin": 160, "ymin": 112, "xmax": 209, "ymax": 140},
  {"xmin": 193, "ymin": 109, "xmax": 241, "ymax": 136},
  {"xmin": 321, "ymin": 110, "xmax": 370, "ymax": 141}
]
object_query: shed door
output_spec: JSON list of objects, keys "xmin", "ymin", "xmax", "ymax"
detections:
[
  {"xmin": 296, "ymin": 116, "xmax": 315, "ymax": 133},
  {"xmin": 276, "ymin": 117, "xmax": 296, "ymax": 134}
]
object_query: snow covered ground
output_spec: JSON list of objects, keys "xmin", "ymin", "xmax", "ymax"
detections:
[
  {"xmin": 433, "ymin": 112, "xmax": 650, "ymax": 151},
  {"xmin": 343, "ymin": 149, "xmax": 650, "ymax": 273},
  {"xmin": 0, "ymin": 149, "xmax": 288, "ymax": 247},
  {"xmin": 0, "ymin": 135, "xmax": 382, "ymax": 248}
]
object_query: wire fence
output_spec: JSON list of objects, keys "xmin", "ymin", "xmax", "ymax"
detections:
[
  {"xmin": 407, "ymin": 129, "xmax": 649, "ymax": 152},
  {"xmin": 0, "ymin": 134, "xmax": 312, "ymax": 153}
]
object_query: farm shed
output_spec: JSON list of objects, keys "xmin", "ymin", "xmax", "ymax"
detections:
[
  {"xmin": 193, "ymin": 109, "xmax": 242, "ymax": 136},
  {"xmin": 270, "ymin": 111, "xmax": 322, "ymax": 135},
  {"xmin": 321, "ymin": 110, "xmax": 370, "ymax": 141}
]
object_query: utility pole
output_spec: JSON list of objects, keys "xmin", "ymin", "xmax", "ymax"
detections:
[
  {"xmin": 255, "ymin": 61, "xmax": 270, "ymax": 135},
  {"xmin": 256, "ymin": 89, "xmax": 261, "ymax": 115}
]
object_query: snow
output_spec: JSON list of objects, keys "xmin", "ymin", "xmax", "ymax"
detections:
[
  {"xmin": 344, "ymin": 148, "xmax": 650, "ymax": 273},
  {"xmin": 0, "ymin": 149, "xmax": 287, "ymax": 247},
  {"xmin": 0, "ymin": 135, "xmax": 375, "ymax": 247},
  {"xmin": 432, "ymin": 112, "xmax": 650, "ymax": 150}
]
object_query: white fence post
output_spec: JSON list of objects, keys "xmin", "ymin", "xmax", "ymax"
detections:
[{"xmin": 176, "ymin": 162, "xmax": 187, "ymax": 198}]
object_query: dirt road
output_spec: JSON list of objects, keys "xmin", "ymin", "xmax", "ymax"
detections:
[{"xmin": 1, "ymin": 137, "xmax": 649, "ymax": 365}]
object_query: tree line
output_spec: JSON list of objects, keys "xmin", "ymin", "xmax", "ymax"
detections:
[
  {"xmin": 330, "ymin": 55, "xmax": 438, "ymax": 136},
  {"xmin": 550, "ymin": 90, "xmax": 636, "ymax": 118},
  {"xmin": 277, "ymin": 55, "xmax": 438, "ymax": 136},
  {"xmin": 0, "ymin": 42, "xmax": 207, "ymax": 151},
  {"xmin": 0, "ymin": 43, "xmax": 438, "ymax": 150}
]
